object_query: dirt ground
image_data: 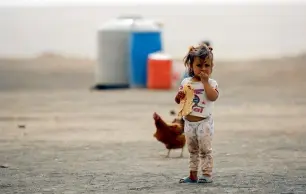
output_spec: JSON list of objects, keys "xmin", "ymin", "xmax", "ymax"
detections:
[{"xmin": 0, "ymin": 55, "xmax": 306, "ymax": 194}]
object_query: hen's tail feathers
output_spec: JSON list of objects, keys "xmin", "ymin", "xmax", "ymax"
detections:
[{"xmin": 154, "ymin": 116, "xmax": 168, "ymax": 130}]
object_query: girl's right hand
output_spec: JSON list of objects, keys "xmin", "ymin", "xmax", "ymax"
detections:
[
  {"xmin": 175, "ymin": 91, "xmax": 186, "ymax": 104},
  {"xmin": 177, "ymin": 91, "xmax": 186, "ymax": 100}
]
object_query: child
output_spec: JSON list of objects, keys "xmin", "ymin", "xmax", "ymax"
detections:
[
  {"xmin": 180, "ymin": 41, "xmax": 213, "ymax": 81},
  {"xmin": 175, "ymin": 44, "xmax": 219, "ymax": 183}
]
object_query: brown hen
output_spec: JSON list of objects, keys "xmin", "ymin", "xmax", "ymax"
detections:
[{"xmin": 153, "ymin": 112, "xmax": 186, "ymax": 158}]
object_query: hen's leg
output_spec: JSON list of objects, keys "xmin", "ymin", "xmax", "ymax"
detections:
[
  {"xmin": 180, "ymin": 148, "xmax": 184, "ymax": 157},
  {"xmin": 166, "ymin": 149, "xmax": 171, "ymax": 158}
]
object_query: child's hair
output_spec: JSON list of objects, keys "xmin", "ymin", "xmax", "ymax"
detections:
[
  {"xmin": 183, "ymin": 44, "xmax": 214, "ymax": 77},
  {"xmin": 201, "ymin": 40, "xmax": 211, "ymax": 47}
]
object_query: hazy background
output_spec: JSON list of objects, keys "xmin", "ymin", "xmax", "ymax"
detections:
[
  {"xmin": 0, "ymin": 3, "xmax": 306, "ymax": 60},
  {"xmin": 1, "ymin": 3, "xmax": 306, "ymax": 193}
]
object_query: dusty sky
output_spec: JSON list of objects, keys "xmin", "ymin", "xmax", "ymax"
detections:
[{"xmin": 0, "ymin": 3, "xmax": 305, "ymax": 60}]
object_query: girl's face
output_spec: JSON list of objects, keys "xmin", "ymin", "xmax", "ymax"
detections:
[{"xmin": 191, "ymin": 57, "xmax": 213, "ymax": 78}]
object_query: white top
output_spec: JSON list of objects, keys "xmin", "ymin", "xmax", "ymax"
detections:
[{"xmin": 179, "ymin": 77, "xmax": 219, "ymax": 118}]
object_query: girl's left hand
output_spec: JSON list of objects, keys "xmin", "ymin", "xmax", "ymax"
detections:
[{"xmin": 199, "ymin": 71, "xmax": 209, "ymax": 82}]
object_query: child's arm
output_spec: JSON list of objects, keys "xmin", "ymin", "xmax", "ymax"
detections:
[
  {"xmin": 203, "ymin": 81, "xmax": 219, "ymax": 101},
  {"xmin": 199, "ymin": 72, "xmax": 219, "ymax": 101}
]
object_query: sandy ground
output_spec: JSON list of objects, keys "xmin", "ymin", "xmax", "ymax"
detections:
[{"xmin": 0, "ymin": 54, "xmax": 306, "ymax": 194}]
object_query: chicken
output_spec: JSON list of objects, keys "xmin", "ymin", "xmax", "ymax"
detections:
[{"xmin": 153, "ymin": 112, "xmax": 186, "ymax": 158}]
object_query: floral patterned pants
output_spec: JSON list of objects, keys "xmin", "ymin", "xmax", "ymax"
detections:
[{"xmin": 183, "ymin": 117, "xmax": 214, "ymax": 176}]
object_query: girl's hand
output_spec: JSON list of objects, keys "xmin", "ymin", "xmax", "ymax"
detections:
[
  {"xmin": 199, "ymin": 71, "xmax": 209, "ymax": 82},
  {"xmin": 175, "ymin": 91, "xmax": 186, "ymax": 104},
  {"xmin": 177, "ymin": 91, "xmax": 186, "ymax": 100}
]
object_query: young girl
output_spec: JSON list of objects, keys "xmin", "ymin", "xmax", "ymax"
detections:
[
  {"xmin": 180, "ymin": 41, "xmax": 213, "ymax": 81},
  {"xmin": 175, "ymin": 44, "xmax": 219, "ymax": 183}
]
